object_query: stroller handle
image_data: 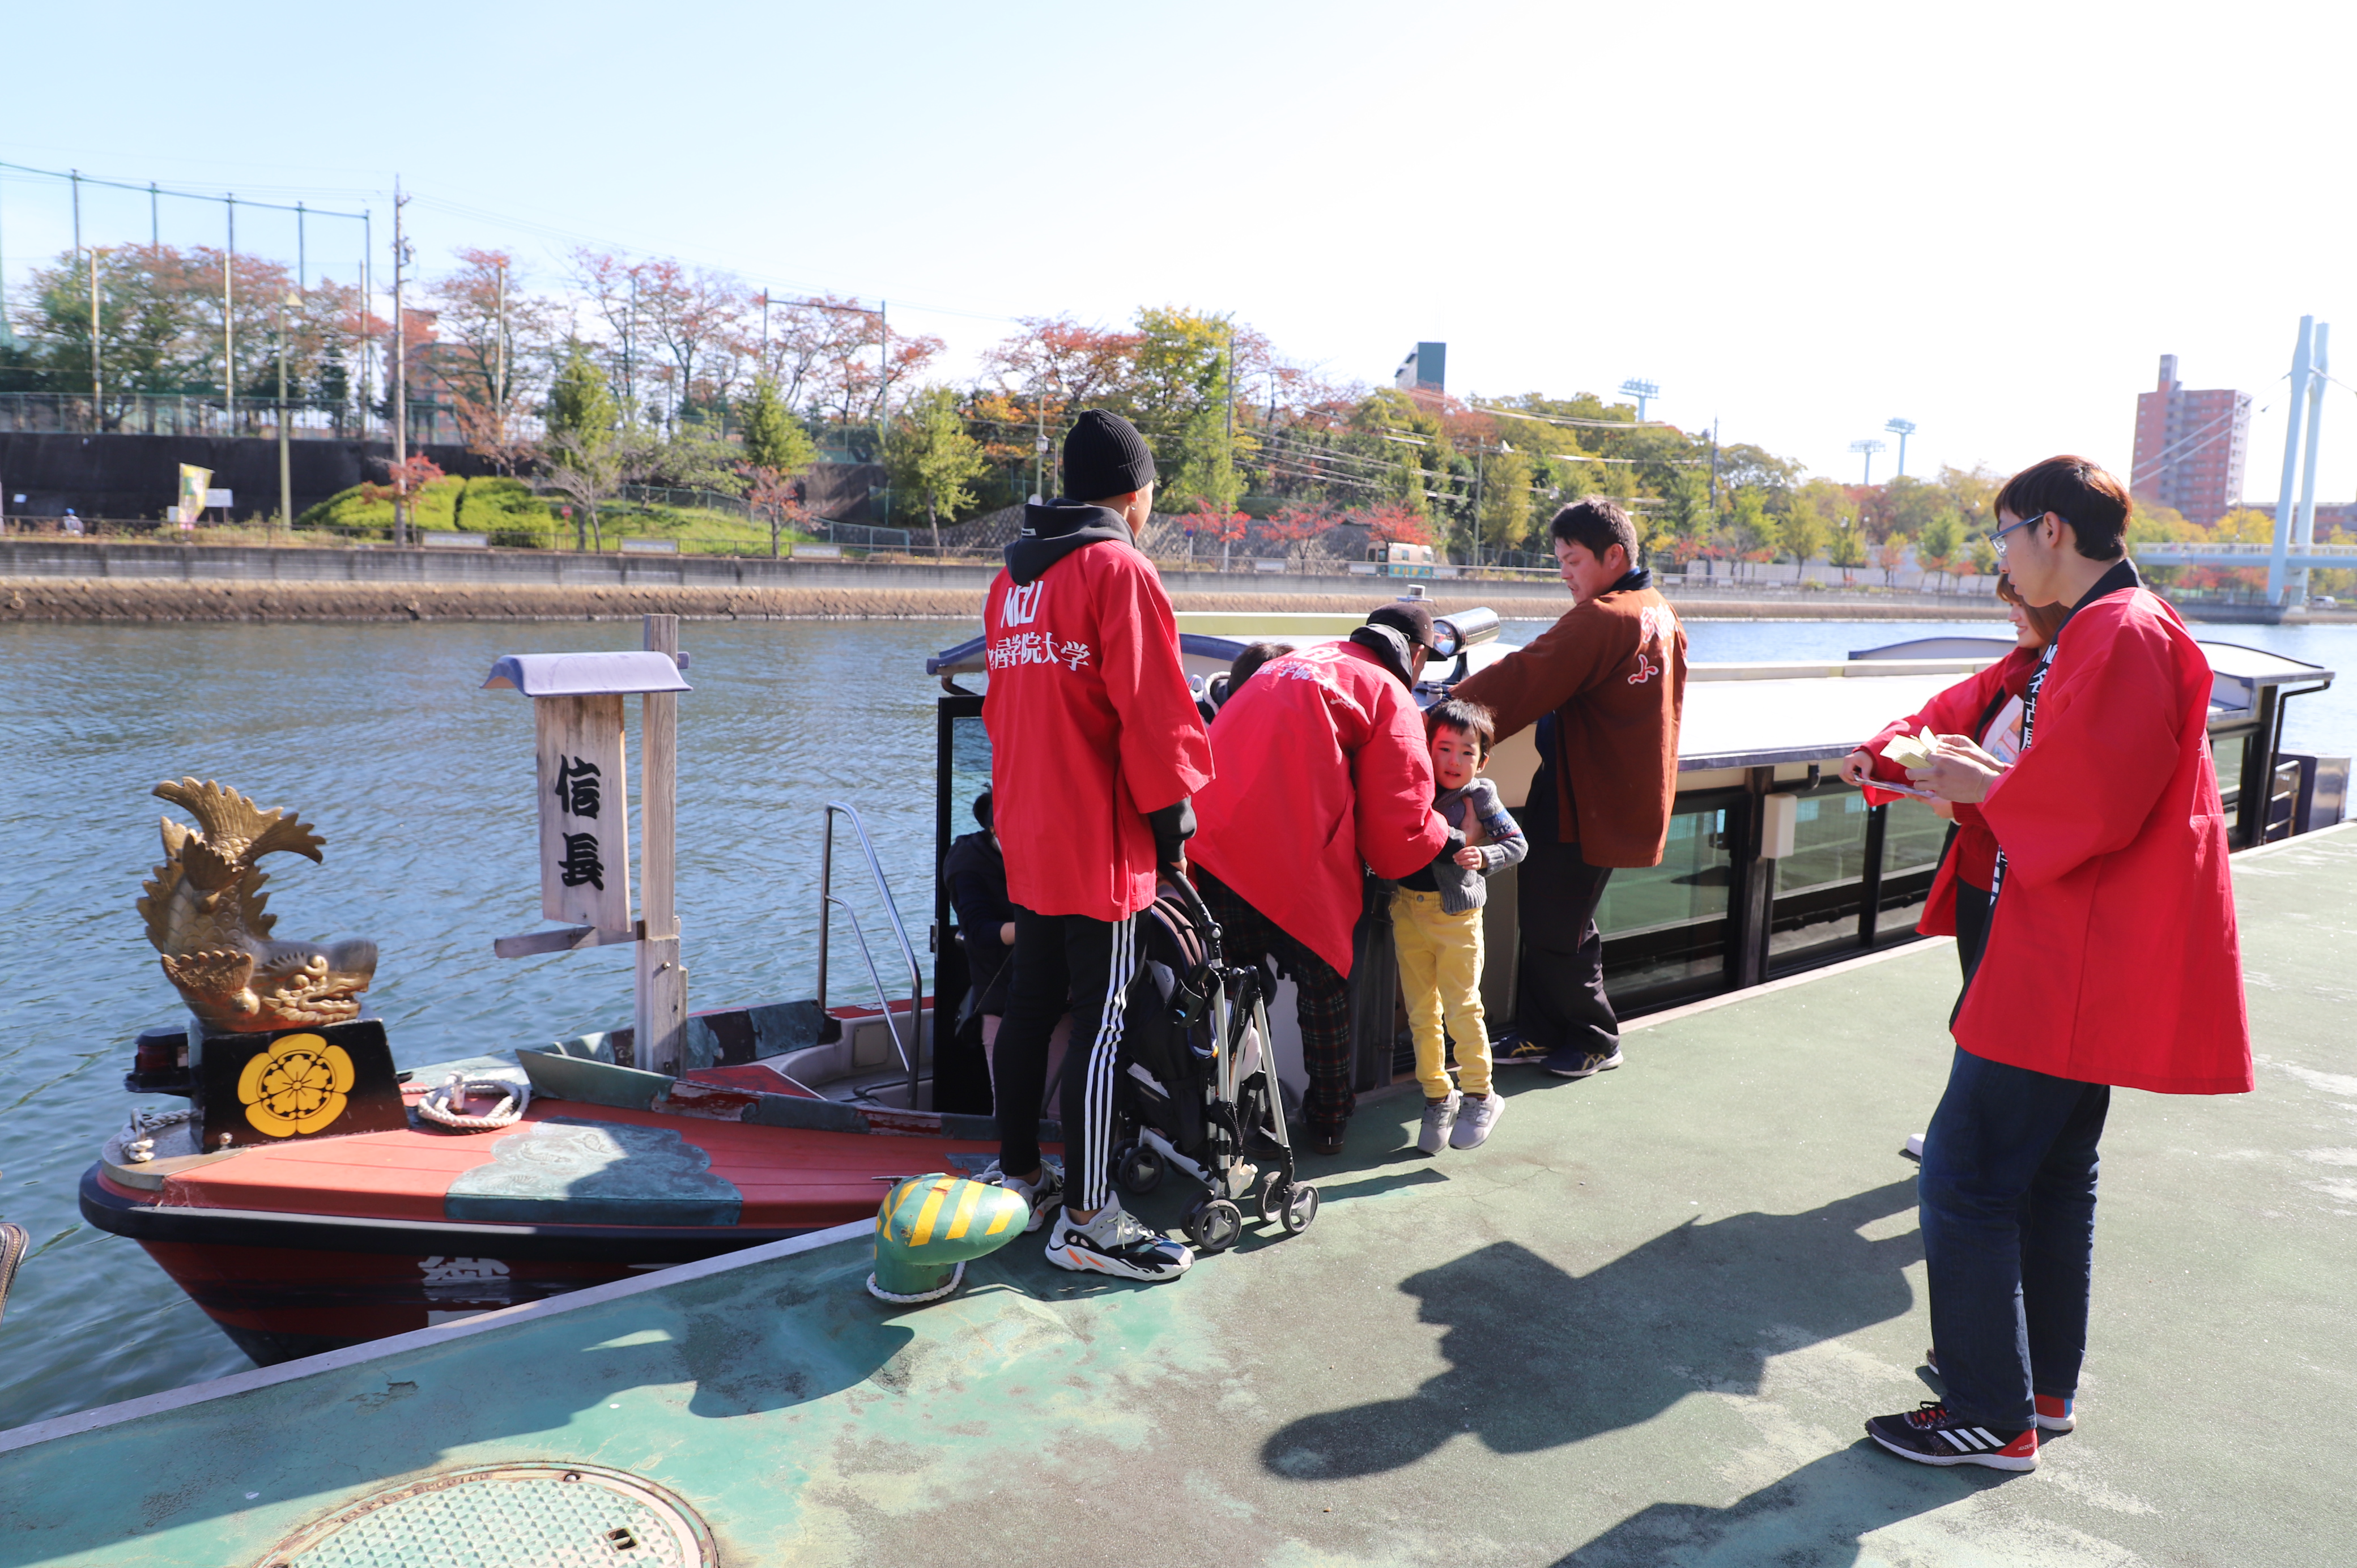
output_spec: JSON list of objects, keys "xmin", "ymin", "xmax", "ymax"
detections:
[{"xmin": 1156, "ymin": 860, "xmax": 1224, "ymax": 966}]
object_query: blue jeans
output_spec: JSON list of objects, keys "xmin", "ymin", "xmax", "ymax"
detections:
[{"xmin": 1918, "ymin": 1047, "xmax": 2109, "ymax": 1429}]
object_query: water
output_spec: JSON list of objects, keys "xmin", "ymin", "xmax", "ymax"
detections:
[
  {"xmin": 5, "ymin": 613, "xmax": 2354, "ymax": 1430},
  {"xmin": 0, "ymin": 618, "xmax": 956, "ymax": 1429}
]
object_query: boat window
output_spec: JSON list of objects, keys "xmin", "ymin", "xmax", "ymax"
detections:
[{"xmin": 1596, "ymin": 798, "xmax": 1739, "ymax": 1007}]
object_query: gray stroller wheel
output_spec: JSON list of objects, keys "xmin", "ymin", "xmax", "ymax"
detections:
[
  {"xmin": 1116, "ymin": 1141, "xmax": 1165, "ymax": 1196},
  {"xmin": 1282, "ymin": 1183, "xmax": 1320, "ymax": 1234},
  {"xmin": 1257, "ymin": 1170, "xmax": 1286, "ymax": 1224},
  {"xmin": 1185, "ymin": 1198, "xmax": 1244, "ymax": 1254}
]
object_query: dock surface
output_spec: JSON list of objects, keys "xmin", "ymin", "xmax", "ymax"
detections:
[{"xmin": 6, "ymin": 831, "xmax": 2352, "ymax": 1567}]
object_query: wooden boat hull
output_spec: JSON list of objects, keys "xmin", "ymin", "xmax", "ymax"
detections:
[{"xmin": 83, "ymin": 1064, "xmax": 1023, "ymax": 1365}]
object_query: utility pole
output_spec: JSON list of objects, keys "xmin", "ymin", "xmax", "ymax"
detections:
[
  {"xmin": 392, "ymin": 178, "xmax": 411, "ymax": 547},
  {"xmin": 1710, "ymin": 418, "xmax": 1721, "ymax": 509},
  {"xmin": 495, "ymin": 259, "xmax": 508, "ymax": 445},
  {"xmin": 296, "ymin": 202, "xmax": 307, "ymax": 291},
  {"xmin": 878, "ymin": 301, "xmax": 890, "ymax": 529},
  {"xmin": 278, "ymin": 290, "xmax": 299, "ymax": 543},
  {"xmin": 225, "ymin": 197, "xmax": 236, "ymax": 431},
  {"xmin": 88, "ymin": 248, "xmax": 103, "ymax": 411},
  {"xmin": 148, "ymin": 182, "xmax": 158, "ymax": 251},
  {"xmin": 1850, "ymin": 438, "xmax": 1885, "ymax": 486},
  {"xmin": 1885, "ymin": 417, "xmax": 1917, "ymax": 478},
  {"xmin": 361, "ymin": 211, "xmax": 373, "ymax": 441},
  {"xmin": 1619, "ymin": 377, "xmax": 1659, "ymax": 421}
]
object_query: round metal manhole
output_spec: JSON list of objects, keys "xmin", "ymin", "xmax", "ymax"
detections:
[{"xmin": 256, "ymin": 1462, "xmax": 714, "ymax": 1568}]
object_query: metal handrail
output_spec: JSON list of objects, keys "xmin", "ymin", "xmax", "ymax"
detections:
[{"xmin": 816, "ymin": 802, "xmax": 926, "ymax": 1109}]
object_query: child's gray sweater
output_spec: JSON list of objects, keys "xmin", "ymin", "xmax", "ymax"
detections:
[{"xmin": 1410, "ymin": 777, "xmax": 1527, "ymax": 914}]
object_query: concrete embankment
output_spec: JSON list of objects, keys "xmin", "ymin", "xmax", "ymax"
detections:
[
  {"xmin": 0, "ymin": 538, "xmax": 2023, "ymax": 623},
  {"xmin": 0, "ymin": 574, "xmax": 2019, "ymax": 625}
]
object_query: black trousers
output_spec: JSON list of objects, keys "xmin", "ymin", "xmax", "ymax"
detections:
[
  {"xmin": 1516, "ymin": 837, "xmax": 1620, "ymax": 1058},
  {"xmin": 993, "ymin": 905, "xmax": 1138, "ymax": 1215},
  {"xmin": 1952, "ymin": 879, "xmax": 1993, "ymax": 982}
]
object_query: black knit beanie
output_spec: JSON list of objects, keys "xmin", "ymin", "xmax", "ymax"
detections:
[{"xmin": 1061, "ymin": 410, "xmax": 1158, "ymax": 502}]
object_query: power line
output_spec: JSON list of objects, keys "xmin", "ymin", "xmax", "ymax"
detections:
[{"xmin": 0, "ymin": 159, "xmax": 367, "ymax": 221}]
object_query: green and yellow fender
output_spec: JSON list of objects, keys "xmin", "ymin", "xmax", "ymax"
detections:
[{"xmin": 867, "ymin": 1174, "xmax": 1031, "ymax": 1304}]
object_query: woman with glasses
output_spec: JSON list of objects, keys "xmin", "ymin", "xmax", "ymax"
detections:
[{"xmin": 1837, "ymin": 575, "xmax": 2066, "ymax": 980}]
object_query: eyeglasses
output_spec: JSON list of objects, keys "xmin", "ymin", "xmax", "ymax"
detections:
[{"xmin": 1991, "ymin": 512, "xmax": 2050, "ymax": 557}]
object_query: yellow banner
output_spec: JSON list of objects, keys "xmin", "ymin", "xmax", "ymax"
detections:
[{"xmin": 177, "ymin": 465, "xmax": 211, "ymax": 527}]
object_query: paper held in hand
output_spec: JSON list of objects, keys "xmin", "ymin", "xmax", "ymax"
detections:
[{"xmin": 1870, "ymin": 730, "xmax": 1941, "ymax": 800}]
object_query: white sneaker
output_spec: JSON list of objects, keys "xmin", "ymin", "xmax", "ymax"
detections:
[
  {"xmin": 1045, "ymin": 1200, "xmax": 1193, "ymax": 1282},
  {"xmin": 979, "ymin": 1158, "xmax": 1066, "ymax": 1233},
  {"xmin": 1416, "ymin": 1090, "xmax": 1462, "ymax": 1154},
  {"xmin": 1449, "ymin": 1090, "xmax": 1504, "ymax": 1149}
]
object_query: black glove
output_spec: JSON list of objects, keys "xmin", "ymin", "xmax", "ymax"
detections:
[{"xmin": 1147, "ymin": 798, "xmax": 1197, "ymax": 865}]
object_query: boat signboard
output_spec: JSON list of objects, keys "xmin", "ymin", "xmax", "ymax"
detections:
[{"xmin": 535, "ymin": 694, "xmax": 634, "ymax": 931}]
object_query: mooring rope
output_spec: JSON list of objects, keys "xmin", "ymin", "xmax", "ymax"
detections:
[
  {"xmin": 418, "ymin": 1073, "xmax": 531, "ymax": 1131},
  {"xmin": 120, "ymin": 1106, "xmax": 197, "ymax": 1163}
]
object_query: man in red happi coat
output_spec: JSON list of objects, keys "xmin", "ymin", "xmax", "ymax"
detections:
[{"xmin": 1864, "ymin": 457, "xmax": 2252, "ymax": 1473}]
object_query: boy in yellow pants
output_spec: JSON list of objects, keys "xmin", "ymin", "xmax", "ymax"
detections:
[{"xmin": 1393, "ymin": 698, "xmax": 1526, "ymax": 1153}]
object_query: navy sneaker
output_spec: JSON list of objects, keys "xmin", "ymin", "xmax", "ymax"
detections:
[
  {"xmin": 1921, "ymin": 1349, "xmax": 2075, "ymax": 1433},
  {"xmin": 1545, "ymin": 1047, "xmax": 1623, "ymax": 1079},
  {"xmin": 1493, "ymin": 1033, "xmax": 1551, "ymax": 1068},
  {"xmin": 1865, "ymin": 1401, "xmax": 2039, "ymax": 1471}
]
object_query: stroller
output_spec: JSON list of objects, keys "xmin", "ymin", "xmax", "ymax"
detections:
[{"xmin": 1109, "ymin": 870, "xmax": 1320, "ymax": 1253}]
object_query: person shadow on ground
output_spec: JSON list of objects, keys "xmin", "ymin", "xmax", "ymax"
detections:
[
  {"xmin": 1552, "ymin": 1443, "xmax": 2001, "ymax": 1567},
  {"xmin": 1261, "ymin": 1178, "xmax": 1924, "ymax": 1480}
]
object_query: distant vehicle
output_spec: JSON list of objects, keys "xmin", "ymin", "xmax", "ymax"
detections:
[
  {"xmin": 1367, "ymin": 541, "xmax": 1435, "ymax": 577},
  {"xmin": 2313, "ymin": 596, "xmax": 2339, "ymax": 608}
]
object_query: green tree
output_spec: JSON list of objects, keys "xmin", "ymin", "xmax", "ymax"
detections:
[
  {"xmin": 1781, "ymin": 491, "xmax": 1829, "ymax": 571},
  {"xmin": 1730, "ymin": 487, "xmax": 1781, "ymax": 577},
  {"xmin": 1917, "ymin": 511, "xmax": 1964, "ymax": 590},
  {"xmin": 1478, "ymin": 445, "xmax": 1534, "ymax": 554},
  {"xmin": 1968, "ymin": 534, "xmax": 1999, "ymax": 582},
  {"xmin": 539, "ymin": 342, "xmax": 623, "ymax": 549},
  {"xmin": 1827, "ymin": 517, "xmax": 1869, "ymax": 584},
  {"xmin": 738, "ymin": 374, "xmax": 816, "ymax": 473},
  {"xmin": 887, "ymin": 386, "xmax": 990, "ymax": 552}
]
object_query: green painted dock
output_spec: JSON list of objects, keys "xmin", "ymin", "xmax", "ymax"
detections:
[{"xmin": 6, "ymin": 830, "xmax": 2354, "ymax": 1567}]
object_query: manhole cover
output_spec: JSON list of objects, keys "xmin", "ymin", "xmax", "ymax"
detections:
[{"xmin": 257, "ymin": 1462, "xmax": 714, "ymax": 1568}]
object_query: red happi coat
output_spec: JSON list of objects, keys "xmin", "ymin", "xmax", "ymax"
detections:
[
  {"xmin": 982, "ymin": 541, "xmax": 1212, "ymax": 923},
  {"xmin": 1857, "ymin": 646, "xmax": 2041, "ymax": 936},
  {"xmin": 1955, "ymin": 586, "xmax": 2252, "ymax": 1095},
  {"xmin": 1190, "ymin": 639, "xmax": 1450, "ymax": 975}
]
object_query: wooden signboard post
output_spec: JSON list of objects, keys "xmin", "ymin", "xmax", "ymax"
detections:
[{"xmin": 484, "ymin": 615, "xmax": 691, "ymax": 1074}]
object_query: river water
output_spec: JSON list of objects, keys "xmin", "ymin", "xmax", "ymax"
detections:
[{"xmin": 4, "ymin": 612, "xmax": 2352, "ymax": 1429}]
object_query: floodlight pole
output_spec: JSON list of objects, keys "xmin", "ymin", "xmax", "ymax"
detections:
[
  {"xmin": 2294, "ymin": 324, "xmax": 2331, "ymax": 603},
  {"xmin": 1885, "ymin": 417, "xmax": 1917, "ymax": 478},
  {"xmin": 1850, "ymin": 438, "xmax": 1885, "ymax": 486},
  {"xmin": 1619, "ymin": 377, "xmax": 1660, "ymax": 422}
]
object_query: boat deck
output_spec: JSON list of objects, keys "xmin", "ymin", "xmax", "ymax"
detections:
[{"xmin": 7, "ymin": 829, "xmax": 2354, "ymax": 1566}]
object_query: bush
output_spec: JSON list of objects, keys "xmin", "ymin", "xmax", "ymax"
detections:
[
  {"xmin": 296, "ymin": 476, "xmax": 462, "ymax": 534},
  {"xmin": 456, "ymin": 477, "xmax": 556, "ymax": 548}
]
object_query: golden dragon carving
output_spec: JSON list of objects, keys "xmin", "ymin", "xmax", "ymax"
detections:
[{"xmin": 137, "ymin": 778, "xmax": 378, "ymax": 1032}]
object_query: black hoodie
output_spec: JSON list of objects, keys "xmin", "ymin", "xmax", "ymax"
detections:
[{"xmin": 1004, "ymin": 499, "xmax": 1134, "ymax": 587}]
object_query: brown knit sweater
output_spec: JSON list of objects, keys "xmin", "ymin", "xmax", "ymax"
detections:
[{"xmin": 1452, "ymin": 578, "xmax": 1687, "ymax": 867}]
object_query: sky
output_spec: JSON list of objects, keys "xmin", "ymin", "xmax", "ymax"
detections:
[{"xmin": 3, "ymin": 0, "xmax": 2353, "ymax": 505}]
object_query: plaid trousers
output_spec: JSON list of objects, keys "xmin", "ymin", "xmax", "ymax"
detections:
[{"xmin": 1194, "ymin": 866, "xmax": 1356, "ymax": 1136}]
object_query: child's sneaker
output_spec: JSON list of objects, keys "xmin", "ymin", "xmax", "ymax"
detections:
[
  {"xmin": 1865, "ymin": 1401, "xmax": 2039, "ymax": 1471},
  {"xmin": 1045, "ymin": 1200, "xmax": 1193, "ymax": 1282},
  {"xmin": 1449, "ymin": 1090, "xmax": 1504, "ymax": 1149},
  {"xmin": 978, "ymin": 1158, "xmax": 1065, "ymax": 1233},
  {"xmin": 1416, "ymin": 1090, "xmax": 1461, "ymax": 1154},
  {"xmin": 2034, "ymin": 1394, "xmax": 2076, "ymax": 1433}
]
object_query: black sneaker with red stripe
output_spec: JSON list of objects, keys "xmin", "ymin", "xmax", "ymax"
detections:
[{"xmin": 1866, "ymin": 1401, "xmax": 2039, "ymax": 1471}]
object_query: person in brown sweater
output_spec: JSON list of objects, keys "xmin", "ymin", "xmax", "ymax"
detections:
[{"xmin": 1452, "ymin": 497, "xmax": 1687, "ymax": 1077}]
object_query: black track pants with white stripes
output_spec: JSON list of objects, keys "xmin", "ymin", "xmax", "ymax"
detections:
[{"xmin": 993, "ymin": 905, "xmax": 1139, "ymax": 1215}]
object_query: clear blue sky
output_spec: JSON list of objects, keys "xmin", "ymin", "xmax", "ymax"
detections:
[{"xmin": 5, "ymin": 0, "xmax": 2352, "ymax": 504}]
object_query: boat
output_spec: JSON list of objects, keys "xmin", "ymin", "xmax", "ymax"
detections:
[{"xmin": 82, "ymin": 600, "xmax": 2341, "ymax": 1364}]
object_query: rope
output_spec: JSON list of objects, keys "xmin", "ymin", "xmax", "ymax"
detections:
[
  {"xmin": 417, "ymin": 1072, "xmax": 531, "ymax": 1131},
  {"xmin": 120, "ymin": 1107, "xmax": 196, "ymax": 1164},
  {"xmin": 866, "ymin": 1262, "xmax": 965, "ymax": 1305}
]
